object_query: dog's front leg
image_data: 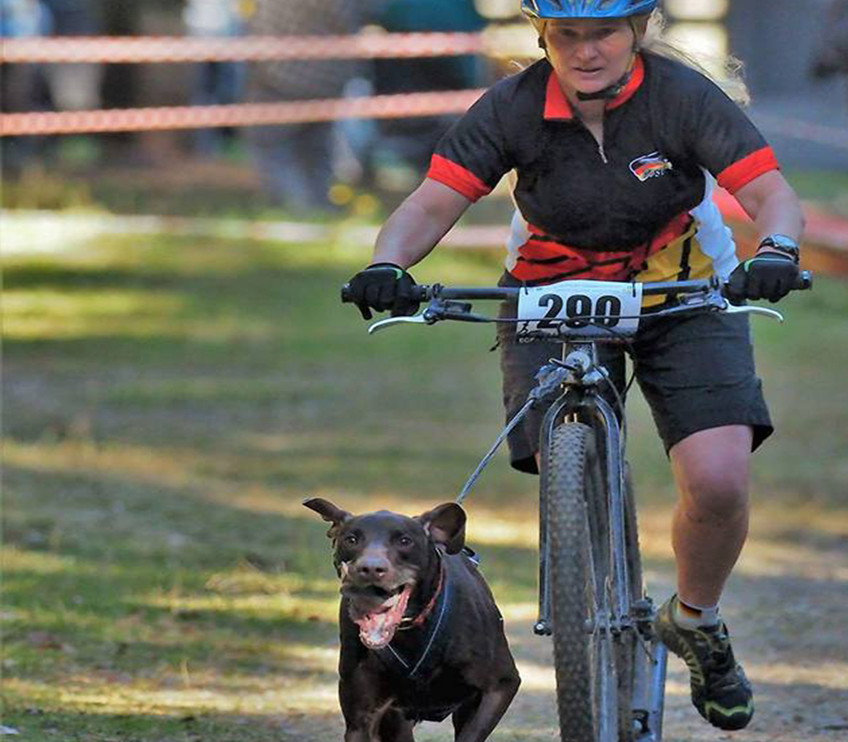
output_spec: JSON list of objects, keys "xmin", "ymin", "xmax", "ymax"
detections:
[
  {"xmin": 343, "ymin": 727, "xmax": 375, "ymax": 742},
  {"xmin": 340, "ymin": 671, "xmax": 398, "ymax": 742},
  {"xmin": 453, "ymin": 675, "xmax": 520, "ymax": 742},
  {"xmin": 342, "ymin": 700, "xmax": 403, "ymax": 742},
  {"xmin": 378, "ymin": 708, "xmax": 415, "ymax": 742}
]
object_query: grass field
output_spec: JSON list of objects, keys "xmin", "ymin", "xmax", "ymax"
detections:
[{"xmin": 3, "ymin": 232, "xmax": 847, "ymax": 740}]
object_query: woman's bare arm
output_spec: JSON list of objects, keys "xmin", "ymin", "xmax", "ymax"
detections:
[
  {"xmin": 371, "ymin": 179, "xmax": 473, "ymax": 268},
  {"xmin": 733, "ymin": 170, "xmax": 805, "ymax": 246}
]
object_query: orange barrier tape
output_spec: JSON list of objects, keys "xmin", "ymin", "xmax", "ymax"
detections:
[
  {"xmin": 754, "ymin": 113, "xmax": 848, "ymax": 151},
  {"xmin": 0, "ymin": 33, "xmax": 484, "ymax": 64},
  {"xmin": 2, "ymin": 34, "xmax": 847, "ymax": 153},
  {"xmin": 0, "ymin": 89, "xmax": 486, "ymax": 136}
]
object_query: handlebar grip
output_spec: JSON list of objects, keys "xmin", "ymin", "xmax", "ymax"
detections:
[
  {"xmin": 340, "ymin": 283, "xmax": 430, "ymax": 303},
  {"xmin": 721, "ymin": 269, "xmax": 814, "ymax": 298}
]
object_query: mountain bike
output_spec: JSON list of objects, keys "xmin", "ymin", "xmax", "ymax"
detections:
[{"xmin": 342, "ymin": 272, "xmax": 811, "ymax": 742}]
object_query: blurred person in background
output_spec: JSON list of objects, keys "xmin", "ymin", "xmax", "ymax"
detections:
[
  {"xmin": 810, "ymin": 0, "xmax": 848, "ymax": 101},
  {"xmin": 1, "ymin": 0, "xmax": 50, "ymax": 109},
  {"xmin": 40, "ymin": 0, "xmax": 102, "ymax": 111},
  {"xmin": 0, "ymin": 0, "xmax": 52, "ymax": 172},
  {"xmin": 183, "ymin": 0, "xmax": 250, "ymax": 156},
  {"xmin": 371, "ymin": 0, "xmax": 486, "ymax": 175},
  {"xmin": 244, "ymin": 0, "xmax": 369, "ymax": 212},
  {"xmin": 0, "ymin": 0, "xmax": 48, "ymax": 41}
]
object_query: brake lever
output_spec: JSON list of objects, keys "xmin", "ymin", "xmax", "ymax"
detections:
[
  {"xmin": 660, "ymin": 289, "xmax": 785, "ymax": 323},
  {"xmin": 721, "ymin": 300, "xmax": 784, "ymax": 322},
  {"xmin": 367, "ymin": 300, "xmax": 490, "ymax": 334},
  {"xmin": 367, "ymin": 313, "xmax": 432, "ymax": 335}
]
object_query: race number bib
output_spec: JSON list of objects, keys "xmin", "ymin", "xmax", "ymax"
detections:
[{"xmin": 516, "ymin": 280, "xmax": 644, "ymax": 340}]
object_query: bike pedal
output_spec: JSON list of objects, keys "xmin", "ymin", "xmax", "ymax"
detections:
[
  {"xmin": 533, "ymin": 620, "xmax": 553, "ymax": 636},
  {"xmin": 632, "ymin": 711, "xmax": 659, "ymax": 742},
  {"xmin": 631, "ymin": 709, "xmax": 649, "ymax": 734},
  {"xmin": 632, "ymin": 598, "xmax": 657, "ymax": 635},
  {"xmin": 631, "ymin": 598, "xmax": 654, "ymax": 617}
]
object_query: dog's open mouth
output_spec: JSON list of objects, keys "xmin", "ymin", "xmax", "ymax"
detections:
[{"xmin": 347, "ymin": 583, "xmax": 414, "ymax": 649}]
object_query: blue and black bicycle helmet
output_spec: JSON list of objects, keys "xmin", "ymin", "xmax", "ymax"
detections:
[{"xmin": 521, "ymin": 0, "xmax": 658, "ymax": 19}]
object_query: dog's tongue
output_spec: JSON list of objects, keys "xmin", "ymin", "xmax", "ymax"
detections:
[{"xmin": 354, "ymin": 584, "xmax": 413, "ymax": 649}]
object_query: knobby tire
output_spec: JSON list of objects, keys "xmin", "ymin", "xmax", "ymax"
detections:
[{"xmin": 546, "ymin": 422, "xmax": 617, "ymax": 742}]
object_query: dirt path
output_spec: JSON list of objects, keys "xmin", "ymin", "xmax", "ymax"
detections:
[{"xmin": 288, "ymin": 504, "xmax": 848, "ymax": 742}]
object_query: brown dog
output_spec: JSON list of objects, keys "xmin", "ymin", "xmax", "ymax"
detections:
[{"xmin": 304, "ymin": 498, "xmax": 520, "ymax": 742}]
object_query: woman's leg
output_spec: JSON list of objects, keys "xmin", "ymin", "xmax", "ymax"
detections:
[
  {"xmin": 668, "ymin": 425, "xmax": 753, "ymax": 608},
  {"xmin": 656, "ymin": 424, "xmax": 756, "ymax": 731}
]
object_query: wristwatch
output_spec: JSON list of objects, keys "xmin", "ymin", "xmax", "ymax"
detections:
[{"xmin": 758, "ymin": 234, "xmax": 800, "ymax": 263}]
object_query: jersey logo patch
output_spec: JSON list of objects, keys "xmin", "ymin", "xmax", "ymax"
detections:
[{"xmin": 629, "ymin": 152, "xmax": 674, "ymax": 182}]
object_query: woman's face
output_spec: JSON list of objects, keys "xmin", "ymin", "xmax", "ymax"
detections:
[{"xmin": 543, "ymin": 18, "xmax": 636, "ymax": 97}]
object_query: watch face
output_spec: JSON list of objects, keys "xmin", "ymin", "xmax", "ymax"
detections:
[{"xmin": 765, "ymin": 234, "xmax": 798, "ymax": 249}]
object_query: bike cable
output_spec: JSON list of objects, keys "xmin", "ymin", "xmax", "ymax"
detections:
[{"xmin": 454, "ymin": 397, "xmax": 536, "ymax": 505}]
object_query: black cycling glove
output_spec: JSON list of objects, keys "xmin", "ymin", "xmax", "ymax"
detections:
[
  {"xmin": 726, "ymin": 250, "xmax": 800, "ymax": 304},
  {"xmin": 345, "ymin": 262, "xmax": 420, "ymax": 320}
]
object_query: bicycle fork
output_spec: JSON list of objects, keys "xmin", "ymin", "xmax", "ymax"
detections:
[
  {"xmin": 534, "ymin": 347, "xmax": 629, "ymax": 635},
  {"xmin": 532, "ymin": 347, "xmax": 668, "ymax": 740}
]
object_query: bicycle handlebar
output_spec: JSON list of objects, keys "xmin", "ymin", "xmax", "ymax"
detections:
[{"xmin": 341, "ymin": 272, "xmax": 813, "ymax": 305}]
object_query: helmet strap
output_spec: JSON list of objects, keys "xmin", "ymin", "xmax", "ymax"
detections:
[
  {"xmin": 574, "ymin": 51, "xmax": 636, "ymax": 101},
  {"xmin": 574, "ymin": 69, "xmax": 630, "ymax": 100}
]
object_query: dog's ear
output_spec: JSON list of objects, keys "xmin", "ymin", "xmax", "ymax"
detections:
[
  {"xmin": 417, "ymin": 503, "xmax": 466, "ymax": 555},
  {"xmin": 303, "ymin": 497, "xmax": 352, "ymax": 539}
]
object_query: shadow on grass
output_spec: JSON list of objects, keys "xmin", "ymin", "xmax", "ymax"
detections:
[
  {"xmin": 2, "ymin": 455, "xmax": 537, "ymax": 697},
  {"xmin": 8, "ymin": 679, "xmax": 845, "ymax": 742},
  {"xmin": 4, "ymin": 239, "xmax": 518, "ymax": 500},
  {"xmin": 5, "ymin": 457, "xmax": 848, "ymax": 740},
  {"xmin": 0, "ymin": 707, "xmax": 342, "ymax": 742},
  {"xmin": 3, "ymin": 250, "xmax": 351, "ymax": 363}
]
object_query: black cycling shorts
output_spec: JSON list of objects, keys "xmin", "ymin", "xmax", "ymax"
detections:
[{"xmin": 496, "ymin": 273, "xmax": 773, "ymax": 474}]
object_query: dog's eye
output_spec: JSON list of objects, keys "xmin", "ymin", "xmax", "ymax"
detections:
[
  {"xmin": 343, "ymin": 534, "xmax": 358, "ymax": 546},
  {"xmin": 397, "ymin": 536, "xmax": 413, "ymax": 547}
]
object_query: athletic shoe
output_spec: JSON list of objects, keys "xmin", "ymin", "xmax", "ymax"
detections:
[{"xmin": 655, "ymin": 595, "xmax": 754, "ymax": 730}]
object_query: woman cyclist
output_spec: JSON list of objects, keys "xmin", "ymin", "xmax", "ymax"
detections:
[{"xmin": 345, "ymin": 0, "xmax": 804, "ymax": 731}]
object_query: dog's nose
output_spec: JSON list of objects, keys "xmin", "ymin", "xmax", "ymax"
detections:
[{"xmin": 355, "ymin": 555, "xmax": 390, "ymax": 580}]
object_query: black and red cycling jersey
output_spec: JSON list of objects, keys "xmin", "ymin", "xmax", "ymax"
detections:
[{"xmin": 426, "ymin": 52, "xmax": 779, "ymax": 286}]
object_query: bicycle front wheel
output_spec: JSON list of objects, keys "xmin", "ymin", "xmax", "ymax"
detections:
[{"xmin": 546, "ymin": 422, "xmax": 618, "ymax": 742}]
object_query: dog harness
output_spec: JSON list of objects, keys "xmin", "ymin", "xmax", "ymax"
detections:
[
  {"xmin": 371, "ymin": 549, "xmax": 480, "ymax": 722},
  {"xmin": 374, "ymin": 558, "xmax": 451, "ymax": 682}
]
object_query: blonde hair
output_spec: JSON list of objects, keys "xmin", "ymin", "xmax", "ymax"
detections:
[{"xmin": 639, "ymin": 11, "xmax": 751, "ymax": 105}]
